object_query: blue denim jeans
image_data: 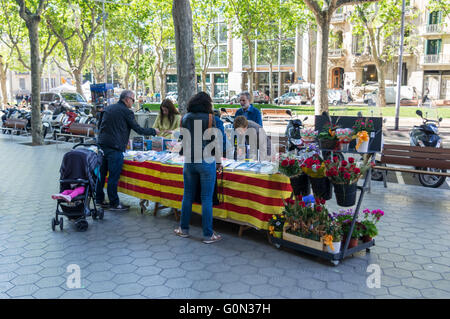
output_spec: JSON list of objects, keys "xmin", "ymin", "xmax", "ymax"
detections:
[
  {"xmin": 96, "ymin": 147, "xmax": 124, "ymax": 207},
  {"xmin": 180, "ymin": 161, "xmax": 216, "ymax": 238}
]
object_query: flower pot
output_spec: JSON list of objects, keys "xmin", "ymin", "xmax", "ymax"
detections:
[
  {"xmin": 283, "ymin": 229, "xmax": 324, "ymax": 250},
  {"xmin": 362, "ymin": 235, "xmax": 373, "ymax": 243},
  {"xmin": 325, "ymin": 241, "xmax": 341, "ymax": 254},
  {"xmin": 290, "ymin": 174, "xmax": 311, "ymax": 197},
  {"xmin": 342, "ymin": 236, "xmax": 359, "ymax": 249},
  {"xmin": 333, "ymin": 182, "xmax": 357, "ymax": 207},
  {"xmin": 310, "ymin": 177, "xmax": 332, "ymax": 200},
  {"xmin": 319, "ymin": 138, "xmax": 337, "ymax": 150},
  {"xmin": 356, "ymin": 138, "xmax": 369, "ymax": 153},
  {"xmin": 340, "ymin": 142, "xmax": 349, "ymax": 151},
  {"xmin": 273, "ymin": 231, "xmax": 282, "ymax": 238}
]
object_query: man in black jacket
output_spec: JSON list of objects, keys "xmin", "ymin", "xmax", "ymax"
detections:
[{"xmin": 96, "ymin": 90, "xmax": 159, "ymax": 211}]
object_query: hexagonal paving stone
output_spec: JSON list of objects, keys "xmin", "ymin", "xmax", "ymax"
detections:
[
  {"xmin": 35, "ymin": 276, "xmax": 66, "ymax": 289},
  {"xmin": 135, "ymin": 266, "xmax": 162, "ymax": 276},
  {"xmin": 60, "ymin": 289, "xmax": 92, "ymax": 299},
  {"xmin": 389, "ymin": 286, "xmax": 423, "ymax": 298},
  {"xmin": 86, "ymin": 281, "xmax": 118, "ymax": 293},
  {"xmin": 141, "ymin": 285, "xmax": 172, "ymax": 298},
  {"xmin": 166, "ymin": 278, "xmax": 194, "ymax": 289},
  {"xmin": 155, "ymin": 260, "xmax": 181, "ymax": 269},
  {"xmin": 421, "ymin": 288, "xmax": 450, "ymax": 299},
  {"xmin": 180, "ymin": 261, "xmax": 206, "ymax": 271},
  {"xmin": 14, "ymin": 265, "xmax": 44, "ymax": 276},
  {"xmin": 412, "ymin": 270, "xmax": 443, "ymax": 281},
  {"xmin": 114, "ymin": 283, "xmax": 145, "ymax": 296},
  {"xmin": 32, "ymin": 287, "xmax": 66, "ymax": 299},
  {"xmin": 383, "ymin": 268, "xmax": 413, "ymax": 279},
  {"xmin": 414, "ymin": 249, "xmax": 442, "ymax": 258},
  {"xmin": 112, "ymin": 273, "xmax": 141, "ymax": 285},
  {"xmin": 6, "ymin": 284, "xmax": 39, "ymax": 297},
  {"xmin": 240, "ymin": 274, "xmax": 268, "ymax": 286},
  {"xmin": 159, "ymin": 268, "xmax": 186, "ymax": 279},
  {"xmin": 394, "ymin": 261, "xmax": 424, "ymax": 272},
  {"xmin": 138, "ymin": 275, "xmax": 167, "ymax": 287},
  {"xmin": 110, "ymin": 264, "xmax": 138, "ymax": 274},
  {"xmin": 90, "ymin": 292, "xmax": 121, "ymax": 299},
  {"xmin": 108, "ymin": 256, "xmax": 135, "ymax": 265},
  {"xmin": 0, "ymin": 282, "xmax": 14, "ymax": 294},
  {"xmin": 431, "ymin": 280, "xmax": 450, "ymax": 293},
  {"xmin": 221, "ymin": 282, "xmax": 250, "ymax": 294},
  {"xmin": 401, "ymin": 277, "xmax": 433, "ymax": 290},
  {"xmin": 185, "ymin": 270, "xmax": 213, "ymax": 281}
]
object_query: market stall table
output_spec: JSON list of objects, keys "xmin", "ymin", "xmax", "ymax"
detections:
[{"xmin": 117, "ymin": 160, "xmax": 292, "ymax": 234}]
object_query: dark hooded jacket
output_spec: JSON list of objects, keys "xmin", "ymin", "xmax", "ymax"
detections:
[{"xmin": 180, "ymin": 104, "xmax": 221, "ymax": 164}]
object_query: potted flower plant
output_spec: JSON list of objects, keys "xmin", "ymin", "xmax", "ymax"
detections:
[
  {"xmin": 279, "ymin": 155, "xmax": 310, "ymax": 197},
  {"xmin": 283, "ymin": 197, "xmax": 330, "ymax": 250},
  {"xmin": 323, "ymin": 220, "xmax": 343, "ymax": 254},
  {"xmin": 335, "ymin": 128, "xmax": 354, "ymax": 151},
  {"xmin": 361, "ymin": 209, "xmax": 384, "ymax": 242},
  {"xmin": 324, "ymin": 156, "xmax": 370, "ymax": 207},
  {"xmin": 318, "ymin": 122, "xmax": 339, "ymax": 150},
  {"xmin": 331, "ymin": 209, "xmax": 361, "ymax": 248},
  {"xmin": 301, "ymin": 154, "xmax": 332, "ymax": 200},
  {"xmin": 352, "ymin": 118, "xmax": 374, "ymax": 153},
  {"xmin": 268, "ymin": 214, "xmax": 286, "ymax": 238},
  {"xmin": 300, "ymin": 128, "xmax": 318, "ymax": 144}
]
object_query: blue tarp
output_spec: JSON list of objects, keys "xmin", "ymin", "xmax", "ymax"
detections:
[{"xmin": 90, "ymin": 83, "xmax": 114, "ymax": 92}]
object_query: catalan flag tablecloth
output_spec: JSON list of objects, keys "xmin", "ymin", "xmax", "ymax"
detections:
[{"xmin": 118, "ymin": 160, "xmax": 293, "ymax": 230}]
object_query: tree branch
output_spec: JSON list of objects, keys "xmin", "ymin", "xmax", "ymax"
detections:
[{"xmin": 336, "ymin": 0, "xmax": 379, "ymax": 8}]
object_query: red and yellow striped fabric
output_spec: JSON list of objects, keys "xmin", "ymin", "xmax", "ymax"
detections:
[{"xmin": 118, "ymin": 160, "xmax": 293, "ymax": 230}]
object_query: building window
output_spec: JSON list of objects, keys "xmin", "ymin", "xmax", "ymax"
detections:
[
  {"xmin": 426, "ymin": 39, "xmax": 441, "ymax": 55},
  {"xmin": 19, "ymin": 78, "xmax": 26, "ymax": 90},
  {"xmin": 352, "ymin": 35, "xmax": 365, "ymax": 55},
  {"xmin": 363, "ymin": 65, "xmax": 377, "ymax": 83},
  {"xmin": 428, "ymin": 11, "xmax": 442, "ymax": 25},
  {"xmin": 166, "ymin": 74, "xmax": 177, "ymax": 93},
  {"xmin": 214, "ymin": 74, "xmax": 228, "ymax": 97},
  {"xmin": 402, "ymin": 63, "xmax": 407, "ymax": 86}
]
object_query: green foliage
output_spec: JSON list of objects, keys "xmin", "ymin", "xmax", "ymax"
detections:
[{"xmin": 427, "ymin": 0, "xmax": 450, "ymax": 20}]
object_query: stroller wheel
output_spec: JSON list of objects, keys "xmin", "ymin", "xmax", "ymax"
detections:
[
  {"xmin": 51, "ymin": 218, "xmax": 56, "ymax": 231},
  {"xmin": 98, "ymin": 208, "xmax": 104, "ymax": 220},
  {"xmin": 75, "ymin": 219, "xmax": 88, "ymax": 232},
  {"xmin": 91, "ymin": 209, "xmax": 97, "ymax": 220},
  {"xmin": 59, "ymin": 218, "xmax": 64, "ymax": 231}
]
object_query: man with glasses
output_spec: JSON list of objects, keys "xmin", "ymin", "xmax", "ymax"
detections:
[{"xmin": 96, "ymin": 90, "xmax": 159, "ymax": 211}]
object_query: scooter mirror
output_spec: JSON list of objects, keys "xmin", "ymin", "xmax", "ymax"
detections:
[
  {"xmin": 303, "ymin": 116, "xmax": 308, "ymax": 122},
  {"xmin": 220, "ymin": 108, "xmax": 227, "ymax": 113},
  {"xmin": 439, "ymin": 117, "xmax": 443, "ymax": 122},
  {"xmin": 416, "ymin": 110, "xmax": 423, "ymax": 117},
  {"xmin": 286, "ymin": 110, "xmax": 292, "ymax": 116}
]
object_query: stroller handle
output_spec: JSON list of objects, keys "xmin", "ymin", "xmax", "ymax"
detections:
[
  {"xmin": 73, "ymin": 142, "xmax": 100, "ymax": 150},
  {"xmin": 60, "ymin": 179, "xmax": 89, "ymax": 184}
]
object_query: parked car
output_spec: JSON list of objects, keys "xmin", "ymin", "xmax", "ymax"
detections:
[
  {"xmin": 311, "ymin": 89, "xmax": 346, "ymax": 105},
  {"xmin": 213, "ymin": 91, "xmax": 229, "ymax": 103},
  {"xmin": 274, "ymin": 92, "xmax": 298, "ymax": 105},
  {"xmin": 40, "ymin": 91, "xmax": 92, "ymax": 113},
  {"xmin": 253, "ymin": 91, "xmax": 269, "ymax": 104},
  {"xmin": 364, "ymin": 86, "xmax": 417, "ymax": 105},
  {"xmin": 286, "ymin": 92, "xmax": 308, "ymax": 105},
  {"xmin": 166, "ymin": 91, "xmax": 178, "ymax": 103}
]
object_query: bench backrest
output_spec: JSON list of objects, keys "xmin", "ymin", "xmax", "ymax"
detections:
[
  {"xmin": 262, "ymin": 109, "xmax": 291, "ymax": 116},
  {"xmin": 69, "ymin": 123, "xmax": 96, "ymax": 137},
  {"xmin": 380, "ymin": 144, "xmax": 450, "ymax": 170},
  {"xmin": 3, "ymin": 119, "xmax": 27, "ymax": 129}
]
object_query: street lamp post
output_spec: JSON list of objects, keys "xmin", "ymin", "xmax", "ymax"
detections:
[{"xmin": 394, "ymin": 0, "xmax": 406, "ymax": 130}]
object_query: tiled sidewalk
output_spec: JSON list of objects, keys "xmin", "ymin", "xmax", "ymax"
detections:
[{"xmin": 0, "ymin": 135, "xmax": 449, "ymax": 299}]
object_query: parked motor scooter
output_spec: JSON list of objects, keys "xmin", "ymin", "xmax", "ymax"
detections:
[
  {"xmin": 409, "ymin": 109, "xmax": 445, "ymax": 188},
  {"xmin": 285, "ymin": 110, "xmax": 307, "ymax": 153}
]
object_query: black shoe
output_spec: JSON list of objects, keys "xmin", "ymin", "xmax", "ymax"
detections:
[
  {"xmin": 96, "ymin": 201, "xmax": 110, "ymax": 209},
  {"xmin": 109, "ymin": 203, "xmax": 130, "ymax": 211}
]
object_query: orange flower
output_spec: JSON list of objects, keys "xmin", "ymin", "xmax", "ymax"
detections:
[
  {"xmin": 323, "ymin": 234, "xmax": 334, "ymax": 251},
  {"xmin": 355, "ymin": 131, "xmax": 369, "ymax": 150}
]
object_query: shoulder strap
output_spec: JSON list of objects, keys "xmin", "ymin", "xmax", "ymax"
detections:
[{"xmin": 208, "ymin": 113, "xmax": 212, "ymax": 129}]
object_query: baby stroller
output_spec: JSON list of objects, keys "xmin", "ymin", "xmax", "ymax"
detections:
[{"xmin": 51, "ymin": 143, "xmax": 104, "ymax": 232}]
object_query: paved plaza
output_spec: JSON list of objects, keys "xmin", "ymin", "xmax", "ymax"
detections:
[{"xmin": 0, "ymin": 134, "xmax": 449, "ymax": 299}]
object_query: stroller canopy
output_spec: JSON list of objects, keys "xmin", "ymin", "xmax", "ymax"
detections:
[{"xmin": 59, "ymin": 148, "xmax": 102, "ymax": 191}]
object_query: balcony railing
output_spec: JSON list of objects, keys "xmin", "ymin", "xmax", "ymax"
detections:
[
  {"xmin": 423, "ymin": 24, "xmax": 443, "ymax": 34},
  {"xmin": 421, "ymin": 54, "xmax": 450, "ymax": 65},
  {"xmin": 331, "ymin": 13, "xmax": 345, "ymax": 23},
  {"xmin": 328, "ymin": 49, "xmax": 344, "ymax": 58}
]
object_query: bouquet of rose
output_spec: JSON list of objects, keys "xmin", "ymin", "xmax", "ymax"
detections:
[
  {"xmin": 300, "ymin": 128, "xmax": 318, "ymax": 142},
  {"xmin": 352, "ymin": 118, "xmax": 374, "ymax": 134},
  {"xmin": 301, "ymin": 154, "xmax": 326, "ymax": 178},
  {"xmin": 278, "ymin": 154, "xmax": 302, "ymax": 177},
  {"xmin": 324, "ymin": 156, "xmax": 369, "ymax": 184},
  {"xmin": 335, "ymin": 128, "xmax": 354, "ymax": 144}
]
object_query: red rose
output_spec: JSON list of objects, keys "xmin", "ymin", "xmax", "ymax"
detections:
[
  {"xmin": 299, "ymin": 201, "xmax": 306, "ymax": 207},
  {"xmin": 344, "ymin": 172, "xmax": 351, "ymax": 180},
  {"xmin": 333, "ymin": 156, "xmax": 339, "ymax": 163},
  {"xmin": 320, "ymin": 198, "xmax": 326, "ymax": 205},
  {"xmin": 341, "ymin": 160, "xmax": 348, "ymax": 167},
  {"xmin": 316, "ymin": 205, "xmax": 322, "ymax": 212},
  {"xmin": 354, "ymin": 167, "xmax": 361, "ymax": 174},
  {"xmin": 289, "ymin": 159, "xmax": 296, "ymax": 166},
  {"xmin": 325, "ymin": 159, "xmax": 331, "ymax": 165},
  {"xmin": 281, "ymin": 159, "xmax": 289, "ymax": 167},
  {"xmin": 339, "ymin": 167, "xmax": 346, "ymax": 172},
  {"xmin": 315, "ymin": 198, "xmax": 321, "ymax": 205},
  {"xmin": 348, "ymin": 157, "xmax": 354, "ymax": 164}
]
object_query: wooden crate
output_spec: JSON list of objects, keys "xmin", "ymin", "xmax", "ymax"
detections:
[{"xmin": 282, "ymin": 230, "xmax": 324, "ymax": 251}]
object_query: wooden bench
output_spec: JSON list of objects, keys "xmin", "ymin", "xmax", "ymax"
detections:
[
  {"xmin": 262, "ymin": 108, "xmax": 291, "ymax": 125},
  {"xmin": 373, "ymin": 144, "xmax": 450, "ymax": 187},
  {"xmin": 2, "ymin": 119, "xmax": 28, "ymax": 135},
  {"xmin": 221, "ymin": 108, "xmax": 237, "ymax": 116}
]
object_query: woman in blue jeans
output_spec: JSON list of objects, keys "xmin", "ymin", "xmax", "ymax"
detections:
[{"xmin": 174, "ymin": 92, "xmax": 223, "ymax": 243}]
